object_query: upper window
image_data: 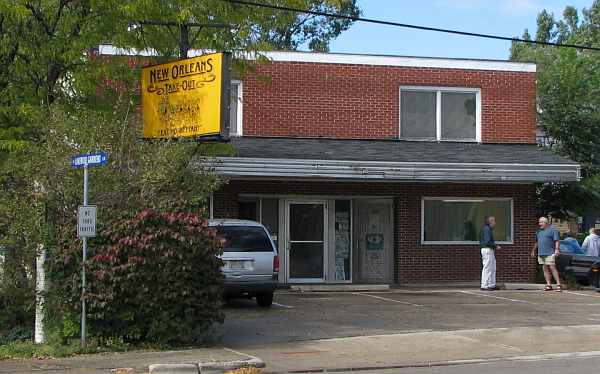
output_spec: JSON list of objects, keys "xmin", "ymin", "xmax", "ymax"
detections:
[
  {"xmin": 230, "ymin": 80, "xmax": 243, "ymax": 137},
  {"xmin": 400, "ymin": 87, "xmax": 480, "ymax": 142},
  {"xmin": 422, "ymin": 198, "xmax": 513, "ymax": 244}
]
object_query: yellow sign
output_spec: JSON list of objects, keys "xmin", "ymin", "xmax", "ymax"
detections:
[{"xmin": 141, "ymin": 52, "xmax": 230, "ymax": 139}]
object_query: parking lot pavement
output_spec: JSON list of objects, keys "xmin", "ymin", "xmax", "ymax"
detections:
[{"xmin": 220, "ymin": 288, "xmax": 600, "ymax": 347}]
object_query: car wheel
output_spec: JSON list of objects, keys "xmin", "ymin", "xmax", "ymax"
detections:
[{"xmin": 256, "ymin": 291, "xmax": 274, "ymax": 307}]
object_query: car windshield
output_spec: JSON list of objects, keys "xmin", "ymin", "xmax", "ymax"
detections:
[{"xmin": 215, "ymin": 225, "xmax": 273, "ymax": 252}]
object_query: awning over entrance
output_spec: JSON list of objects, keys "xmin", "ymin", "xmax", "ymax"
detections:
[{"xmin": 208, "ymin": 137, "xmax": 580, "ymax": 183}]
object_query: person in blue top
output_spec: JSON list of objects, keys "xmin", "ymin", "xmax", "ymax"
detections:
[
  {"xmin": 531, "ymin": 216, "xmax": 562, "ymax": 292},
  {"xmin": 479, "ymin": 216, "xmax": 501, "ymax": 291},
  {"xmin": 562, "ymin": 232, "xmax": 583, "ymax": 254}
]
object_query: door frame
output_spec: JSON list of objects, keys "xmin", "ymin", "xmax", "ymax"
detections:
[{"xmin": 285, "ymin": 199, "xmax": 328, "ymax": 283}]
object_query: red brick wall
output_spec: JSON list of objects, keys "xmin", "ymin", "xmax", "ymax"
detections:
[
  {"xmin": 213, "ymin": 180, "xmax": 537, "ymax": 283},
  {"xmin": 241, "ymin": 61, "xmax": 536, "ymax": 143}
]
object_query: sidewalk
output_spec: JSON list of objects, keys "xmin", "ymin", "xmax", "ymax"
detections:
[
  {"xmin": 241, "ymin": 324, "xmax": 600, "ymax": 373},
  {"xmin": 5, "ymin": 324, "xmax": 600, "ymax": 373}
]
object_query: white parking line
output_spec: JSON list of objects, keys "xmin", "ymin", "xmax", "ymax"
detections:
[
  {"xmin": 272, "ymin": 302, "xmax": 294, "ymax": 309},
  {"xmin": 352, "ymin": 292, "xmax": 423, "ymax": 307},
  {"xmin": 461, "ymin": 290, "xmax": 536, "ymax": 304},
  {"xmin": 565, "ymin": 291, "xmax": 600, "ymax": 299}
]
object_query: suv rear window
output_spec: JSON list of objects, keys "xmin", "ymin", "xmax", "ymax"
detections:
[{"xmin": 215, "ymin": 226, "xmax": 273, "ymax": 252}]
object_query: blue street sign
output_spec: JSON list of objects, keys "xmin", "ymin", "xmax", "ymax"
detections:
[{"xmin": 71, "ymin": 152, "xmax": 108, "ymax": 168}]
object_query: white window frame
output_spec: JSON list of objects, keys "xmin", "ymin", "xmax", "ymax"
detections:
[
  {"xmin": 420, "ymin": 197, "xmax": 514, "ymax": 245},
  {"xmin": 399, "ymin": 86, "xmax": 481, "ymax": 142},
  {"xmin": 230, "ymin": 80, "xmax": 243, "ymax": 137}
]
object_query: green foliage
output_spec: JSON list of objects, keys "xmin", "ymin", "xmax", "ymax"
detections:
[
  {"xmin": 113, "ymin": 0, "xmax": 360, "ymax": 57},
  {"xmin": 47, "ymin": 209, "xmax": 224, "ymax": 346},
  {"xmin": 0, "ymin": 338, "xmax": 128, "ymax": 360},
  {"xmin": 0, "ymin": 0, "xmax": 360, "ymax": 348},
  {"xmin": 510, "ymin": 1, "xmax": 600, "ymax": 218}
]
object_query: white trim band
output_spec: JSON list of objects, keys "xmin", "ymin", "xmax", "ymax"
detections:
[{"xmin": 97, "ymin": 44, "xmax": 536, "ymax": 73}]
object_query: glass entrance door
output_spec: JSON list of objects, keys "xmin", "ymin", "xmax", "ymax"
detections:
[{"xmin": 286, "ymin": 201, "xmax": 326, "ymax": 283}]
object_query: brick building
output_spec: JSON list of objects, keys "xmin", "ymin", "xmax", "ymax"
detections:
[
  {"xmin": 209, "ymin": 51, "xmax": 580, "ymax": 285},
  {"xmin": 101, "ymin": 46, "xmax": 579, "ymax": 285}
]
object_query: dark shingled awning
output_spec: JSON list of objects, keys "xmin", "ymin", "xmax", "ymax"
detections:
[{"xmin": 207, "ymin": 137, "xmax": 580, "ymax": 183}]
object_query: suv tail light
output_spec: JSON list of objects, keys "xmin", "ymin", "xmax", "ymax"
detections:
[{"xmin": 273, "ymin": 255, "xmax": 280, "ymax": 274}]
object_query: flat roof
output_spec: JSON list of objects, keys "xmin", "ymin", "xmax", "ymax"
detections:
[
  {"xmin": 228, "ymin": 137, "xmax": 575, "ymax": 165},
  {"xmin": 97, "ymin": 44, "xmax": 536, "ymax": 73}
]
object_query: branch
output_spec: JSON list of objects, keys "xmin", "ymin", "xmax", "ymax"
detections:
[{"xmin": 24, "ymin": 1, "xmax": 52, "ymax": 36}]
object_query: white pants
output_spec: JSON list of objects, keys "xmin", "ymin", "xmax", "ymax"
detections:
[{"xmin": 481, "ymin": 248, "xmax": 496, "ymax": 288}]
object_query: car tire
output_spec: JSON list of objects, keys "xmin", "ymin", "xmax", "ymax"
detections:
[{"xmin": 256, "ymin": 291, "xmax": 274, "ymax": 307}]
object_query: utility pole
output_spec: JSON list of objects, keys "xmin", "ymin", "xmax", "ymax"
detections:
[{"xmin": 137, "ymin": 21, "xmax": 230, "ymax": 58}]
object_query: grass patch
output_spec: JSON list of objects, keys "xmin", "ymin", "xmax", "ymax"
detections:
[{"xmin": 0, "ymin": 339, "xmax": 129, "ymax": 360}]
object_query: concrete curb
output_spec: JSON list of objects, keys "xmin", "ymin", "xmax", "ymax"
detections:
[
  {"xmin": 200, "ymin": 357, "xmax": 266, "ymax": 371},
  {"xmin": 290, "ymin": 284, "xmax": 390, "ymax": 292},
  {"xmin": 503, "ymin": 283, "xmax": 546, "ymax": 290},
  {"xmin": 146, "ymin": 357, "xmax": 266, "ymax": 374},
  {"xmin": 149, "ymin": 363, "xmax": 199, "ymax": 374},
  {"xmin": 265, "ymin": 350, "xmax": 600, "ymax": 373}
]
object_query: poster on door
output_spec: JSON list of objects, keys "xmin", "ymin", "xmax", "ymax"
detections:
[
  {"xmin": 366, "ymin": 211, "xmax": 384, "ymax": 251},
  {"xmin": 335, "ymin": 210, "xmax": 351, "ymax": 281}
]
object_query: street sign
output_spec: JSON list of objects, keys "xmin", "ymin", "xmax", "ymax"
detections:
[
  {"xmin": 71, "ymin": 152, "xmax": 108, "ymax": 168},
  {"xmin": 77, "ymin": 205, "xmax": 97, "ymax": 238},
  {"xmin": 72, "ymin": 151, "xmax": 107, "ymax": 348}
]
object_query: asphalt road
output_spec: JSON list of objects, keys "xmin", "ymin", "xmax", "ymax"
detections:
[
  {"xmin": 345, "ymin": 355, "xmax": 600, "ymax": 374},
  {"xmin": 221, "ymin": 288, "xmax": 600, "ymax": 347}
]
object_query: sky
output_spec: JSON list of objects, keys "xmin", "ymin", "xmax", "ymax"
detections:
[{"xmin": 328, "ymin": 0, "xmax": 593, "ymax": 60}]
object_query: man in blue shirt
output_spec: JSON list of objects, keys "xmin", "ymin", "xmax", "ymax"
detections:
[
  {"xmin": 480, "ymin": 216, "xmax": 501, "ymax": 291},
  {"xmin": 531, "ymin": 216, "xmax": 562, "ymax": 291}
]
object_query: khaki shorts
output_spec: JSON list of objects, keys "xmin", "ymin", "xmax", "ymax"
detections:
[{"xmin": 538, "ymin": 254, "xmax": 556, "ymax": 265}]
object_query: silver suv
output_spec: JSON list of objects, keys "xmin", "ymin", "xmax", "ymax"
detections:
[{"xmin": 210, "ymin": 219, "xmax": 279, "ymax": 307}]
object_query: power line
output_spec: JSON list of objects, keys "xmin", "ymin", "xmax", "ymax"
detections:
[{"xmin": 222, "ymin": 0, "xmax": 600, "ymax": 52}]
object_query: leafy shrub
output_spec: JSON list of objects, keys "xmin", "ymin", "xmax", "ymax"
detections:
[
  {"xmin": 0, "ymin": 249, "xmax": 35, "ymax": 344},
  {"xmin": 85, "ymin": 209, "xmax": 224, "ymax": 345}
]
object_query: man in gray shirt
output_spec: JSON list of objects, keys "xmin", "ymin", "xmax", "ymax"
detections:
[
  {"xmin": 531, "ymin": 217, "xmax": 562, "ymax": 292},
  {"xmin": 480, "ymin": 216, "xmax": 501, "ymax": 291},
  {"xmin": 582, "ymin": 228, "xmax": 600, "ymax": 257}
]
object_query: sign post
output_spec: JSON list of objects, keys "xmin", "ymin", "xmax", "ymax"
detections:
[{"xmin": 72, "ymin": 152, "xmax": 107, "ymax": 347}]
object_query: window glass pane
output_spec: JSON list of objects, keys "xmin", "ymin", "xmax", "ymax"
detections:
[
  {"xmin": 334, "ymin": 200, "xmax": 351, "ymax": 281},
  {"xmin": 229, "ymin": 83, "xmax": 239, "ymax": 136},
  {"xmin": 401, "ymin": 91, "xmax": 436, "ymax": 139},
  {"xmin": 289, "ymin": 242, "xmax": 324, "ymax": 278},
  {"xmin": 239, "ymin": 198, "xmax": 259, "ymax": 221},
  {"xmin": 423, "ymin": 199, "xmax": 512, "ymax": 242},
  {"xmin": 215, "ymin": 226, "xmax": 273, "ymax": 252},
  {"xmin": 261, "ymin": 198, "xmax": 279, "ymax": 248},
  {"xmin": 290, "ymin": 204, "xmax": 324, "ymax": 241},
  {"xmin": 441, "ymin": 92, "xmax": 476, "ymax": 140}
]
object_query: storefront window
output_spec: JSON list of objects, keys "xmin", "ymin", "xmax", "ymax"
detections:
[
  {"xmin": 238, "ymin": 197, "xmax": 279, "ymax": 248},
  {"xmin": 239, "ymin": 198, "xmax": 259, "ymax": 221},
  {"xmin": 261, "ymin": 198, "xmax": 279, "ymax": 248},
  {"xmin": 422, "ymin": 198, "xmax": 512, "ymax": 243},
  {"xmin": 334, "ymin": 200, "xmax": 352, "ymax": 281}
]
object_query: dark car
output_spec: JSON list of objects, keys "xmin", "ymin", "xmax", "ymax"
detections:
[{"xmin": 556, "ymin": 239, "xmax": 600, "ymax": 286}]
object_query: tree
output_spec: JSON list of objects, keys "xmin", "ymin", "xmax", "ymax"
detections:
[
  {"xmin": 510, "ymin": 1, "xmax": 600, "ymax": 217},
  {"xmin": 113, "ymin": 0, "xmax": 360, "ymax": 57},
  {"xmin": 0, "ymin": 0, "xmax": 360, "ymax": 344}
]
